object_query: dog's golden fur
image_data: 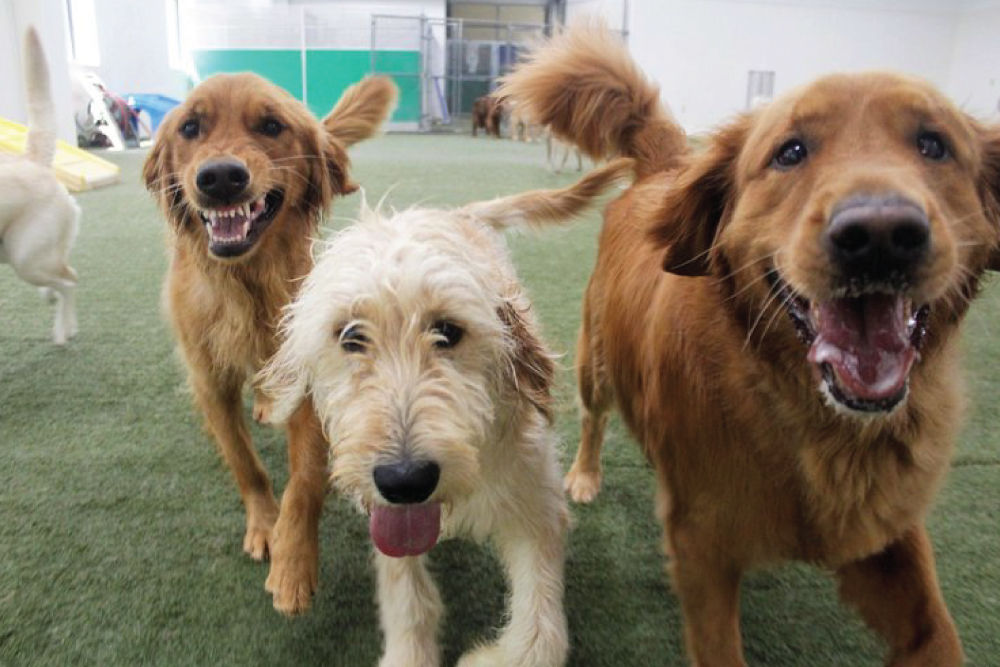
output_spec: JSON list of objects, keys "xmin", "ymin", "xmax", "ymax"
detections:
[
  {"xmin": 143, "ymin": 73, "xmax": 396, "ymax": 615},
  {"xmin": 502, "ymin": 24, "xmax": 1000, "ymax": 665}
]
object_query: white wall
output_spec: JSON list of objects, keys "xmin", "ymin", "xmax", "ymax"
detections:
[
  {"xmin": 0, "ymin": 0, "xmax": 76, "ymax": 144},
  {"xmin": 947, "ymin": 4, "xmax": 1000, "ymax": 120},
  {"xmin": 87, "ymin": 0, "xmax": 188, "ymax": 100},
  {"xmin": 625, "ymin": 0, "xmax": 960, "ymax": 133}
]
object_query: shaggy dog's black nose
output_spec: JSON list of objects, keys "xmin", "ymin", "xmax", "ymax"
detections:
[
  {"xmin": 196, "ymin": 159, "xmax": 250, "ymax": 202},
  {"xmin": 373, "ymin": 459, "xmax": 440, "ymax": 504},
  {"xmin": 825, "ymin": 194, "xmax": 930, "ymax": 282}
]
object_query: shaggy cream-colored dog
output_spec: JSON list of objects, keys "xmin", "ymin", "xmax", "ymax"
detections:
[
  {"xmin": 261, "ymin": 159, "xmax": 630, "ymax": 667},
  {"xmin": 0, "ymin": 28, "xmax": 80, "ymax": 345}
]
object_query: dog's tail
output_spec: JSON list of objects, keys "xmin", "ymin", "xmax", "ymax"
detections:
[
  {"xmin": 461, "ymin": 157, "xmax": 633, "ymax": 230},
  {"xmin": 498, "ymin": 22, "xmax": 687, "ymax": 178},
  {"xmin": 323, "ymin": 76, "xmax": 399, "ymax": 148},
  {"xmin": 23, "ymin": 27, "xmax": 57, "ymax": 166}
]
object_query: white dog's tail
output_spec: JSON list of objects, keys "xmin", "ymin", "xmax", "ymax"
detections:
[
  {"xmin": 461, "ymin": 157, "xmax": 634, "ymax": 231},
  {"xmin": 23, "ymin": 27, "xmax": 57, "ymax": 166}
]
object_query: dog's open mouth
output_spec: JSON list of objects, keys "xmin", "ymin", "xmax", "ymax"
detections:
[
  {"xmin": 197, "ymin": 189, "xmax": 283, "ymax": 257},
  {"xmin": 369, "ymin": 502, "xmax": 441, "ymax": 558},
  {"xmin": 767, "ymin": 270, "xmax": 930, "ymax": 414}
]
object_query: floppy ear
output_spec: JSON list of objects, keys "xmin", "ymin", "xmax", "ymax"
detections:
[
  {"xmin": 977, "ymin": 122, "xmax": 1000, "ymax": 271},
  {"xmin": 497, "ymin": 299, "xmax": 556, "ymax": 423},
  {"xmin": 323, "ymin": 76, "xmax": 398, "ymax": 148},
  {"xmin": 649, "ymin": 115, "xmax": 750, "ymax": 276},
  {"xmin": 302, "ymin": 128, "xmax": 357, "ymax": 218},
  {"xmin": 142, "ymin": 130, "xmax": 182, "ymax": 220}
]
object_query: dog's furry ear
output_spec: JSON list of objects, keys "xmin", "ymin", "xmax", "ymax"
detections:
[
  {"xmin": 142, "ymin": 129, "xmax": 184, "ymax": 223},
  {"xmin": 497, "ymin": 299, "xmax": 555, "ymax": 422},
  {"xmin": 303, "ymin": 129, "xmax": 357, "ymax": 216},
  {"xmin": 323, "ymin": 76, "xmax": 398, "ymax": 148},
  {"xmin": 650, "ymin": 115, "xmax": 750, "ymax": 276},
  {"xmin": 256, "ymin": 340, "xmax": 310, "ymax": 426},
  {"xmin": 977, "ymin": 122, "xmax": 1000, "ymax": 271},
  {"xmin": 462, "ymin": 158, "xmax": 633, "ymax": 230}
]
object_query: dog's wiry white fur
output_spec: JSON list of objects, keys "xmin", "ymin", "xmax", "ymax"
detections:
[
  {"xmin": 0, "ymin": 27, "xmax": 80, "ymax": 345},
  {"xmin": 261, "ymin": 160, "xmax": 632, "ymax": 666}
]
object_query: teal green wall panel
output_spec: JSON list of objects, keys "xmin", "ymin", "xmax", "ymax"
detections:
[
  {"xmin": 192, "ymin": 50, "xmax": 303, "ymax": 99},
  {"xmin": 192, "ymin": 49, "xmax": 420, "ymax": 124},
  {"xmin": 307, "ymin": 50, "xmax": 420, "ymax": 123}
]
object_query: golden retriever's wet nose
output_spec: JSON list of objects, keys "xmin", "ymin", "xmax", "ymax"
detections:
[
  {"xmin": 196, "ymin": 158, "xmax": 250, "ymax": 203},
  {"xmin": 825, "ymin": 194, "xmax": 929, "ymax": 283}
]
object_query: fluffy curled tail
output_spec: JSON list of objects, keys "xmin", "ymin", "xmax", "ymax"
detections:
[
  {"xmin": 461, "ymin": 157, "xmax": 634, "ymax": 230},
  {"xmin": 23, "ymin": 27, "xmax": 56, "ymax": 166},
  {"xmin": 498, "ymin": 22, "xmax": 687, "ymax": 178}
]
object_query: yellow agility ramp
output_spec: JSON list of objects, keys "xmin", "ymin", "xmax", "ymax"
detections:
[{"xmin": 0, "ymin": 117, "xmax": 120, "ymax": 191}]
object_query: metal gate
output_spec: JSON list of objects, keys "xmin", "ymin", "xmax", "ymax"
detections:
[{"xmin": 370, "ymin": 15, "xmax": 548, "ymax": 132}]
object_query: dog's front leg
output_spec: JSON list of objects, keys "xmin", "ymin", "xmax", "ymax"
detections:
[
  {"xmin": 265, "ymin": 401, "xmax": 327, "ymax": 615},
  {"xmin": 459, "ymin": 521, "xmax": 568, "ymax": 667},
  {"xmin": 836, "ymin": 525, "xmax": 963, "ymax": 666},
  {"xmin": 375, "ymin": 552, "xmax": 442, "ymax": 667}
]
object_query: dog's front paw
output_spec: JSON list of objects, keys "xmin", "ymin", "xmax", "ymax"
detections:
[
  {"xmin": 563, "ymin": 464, "xmax": 601, "ymax": 503},
  {"xmin": 243, "ymin": 497, "xmax": 278, "ymax": 561},
  {"xmin": 457, "ymin": 645, "xmax": 506, "ymax": 667},
  {"xmin": 252, "ymin": 392, "xmax": 274, "ymax": 423},
  {"xmin": 379, "ymin": 647, "xmax": 440, "ymax": 667},
  {"xmin": 264, "ymin": 526, "xmax": 318, "ymax": 615},
  {"xmin": 459, "ymin": 639, "xmax": 567, "ymax": 667}
]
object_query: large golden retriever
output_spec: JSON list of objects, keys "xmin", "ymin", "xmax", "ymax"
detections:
[
  {"xmin": 501, "ymin": 25, "xmax": 1000, "ymax": 665},
  {"xmin": 143, "ymin": 73, "xmax": 397, "ymax": 615}
]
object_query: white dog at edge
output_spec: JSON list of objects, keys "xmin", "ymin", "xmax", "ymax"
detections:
[
  {"xmin": 260, "ymin": 158, "xmax": 632, "ymax": 666},
  {"xmin": 0, "ymin": 28, "xmax": 80, "ymax": 345}
]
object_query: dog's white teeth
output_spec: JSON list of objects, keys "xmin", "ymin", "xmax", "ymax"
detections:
[{"xmin": 242, "ymin": 203, "xmax": 250, "ymax": 217}]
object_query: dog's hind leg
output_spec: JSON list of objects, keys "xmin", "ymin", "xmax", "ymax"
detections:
[
  {"xmin": 376, "ymin": 553, "xmax": 443, "ymax": 667},
  {"xmin": 565, "ymin": 297, "xmax": 612, "ymax": 503},
  {"xmin": 836, "ymin": 526, "xmax": 962, "ymax": 666},
  {"xmin": 189, "ymin": 360, "xmax": 279, "ymax": 560},
  {"xmin": 265, "ymin": 401, "xmax": 327, "ymax": 615}
]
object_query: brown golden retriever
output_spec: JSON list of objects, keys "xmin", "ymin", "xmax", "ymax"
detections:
[
  {"xmin": 502, "ymin": 25, "xmax": 1000, "ymax": 665},
  {"xmin": 143, "ymin": 73, "xmax": 397, "ymax": 615}
]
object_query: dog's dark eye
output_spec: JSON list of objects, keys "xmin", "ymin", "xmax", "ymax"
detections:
[
  {"xmin": 431, "ymin": 321, "xmax": 463, "ymax": 349},
  {"xmin": 916, "ymin": 131, "xmax": 948, "ymax": 161},
  {"xmin": 259, "ymin": 118, "xmax": 284, "ymax": 137},
  {"xmin": 339, "ymin": 325, "xmax": 369, "ymax": 353},
  {"xmin": 772, "ymin": 139, "xmax": 808, "ymax": 169},
  {"xmin": 179, "ymin": 119, "xmax": 200, "ymax": 139}
]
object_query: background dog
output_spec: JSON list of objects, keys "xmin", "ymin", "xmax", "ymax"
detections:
[
  {"xmin": 545, "ymin": 130, "xmax": 582, "ymax": 174},
  {"xmin": 471, "ymin": 94, "xmax": 503, "ymax": 138},
  {"xmin": 143, "ymin": 73, "xmax": 396, "ymax": 615},
  {"xmin": 501, "ymin": 23, "xmax": 1000, "ymax": 665},
  {"xmin": 260, "ymin": 158, "xmax": 632, "ymax": 666},
  {"xmin": 0, "ymin": 28, "xmax": 80, "ymax": 345}
]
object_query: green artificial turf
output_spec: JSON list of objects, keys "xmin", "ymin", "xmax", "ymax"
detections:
[{"xmin": 1, "ymin": 134, "xmax": 998, "ymax": 666}]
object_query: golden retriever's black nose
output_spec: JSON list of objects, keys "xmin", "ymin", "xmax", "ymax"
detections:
[
  {"xmin": 826, "ymin": 195, "xmax": 929, "ymax": 280},
  {"xmin": 196, "ymin": 159, "xmax": 250, "ymax": 202},
  {"xmin": 373, "ymin": 460, "xmax": 440, "ymax": 504}
]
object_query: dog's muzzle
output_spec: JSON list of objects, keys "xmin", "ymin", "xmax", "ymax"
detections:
[{"xmin": 369, "ymin": 459, "xmax": 442, "ymax": 558}]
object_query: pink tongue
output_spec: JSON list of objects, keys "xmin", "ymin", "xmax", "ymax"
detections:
[
  {"xmin": 370, "ymin": 503, "xmax": 441, "ymax": 558},
  {"xmin": 212, "ymin": 215, "xmax": 247, "ymax": 238},
  {"xmin": 807, "ymin": 293, "xmax": 915, "ymax": 401}
]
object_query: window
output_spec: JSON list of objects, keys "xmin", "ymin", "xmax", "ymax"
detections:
[
  {"xmin": 165, "ymin": 0, "xmax": 183, "ymax": 70},
  {"xmin": 747, "ymin": 70, "xmax": 775, "ymax": 109},
  {"xmin": 65, "ymin": 0, "xmax": 100, "ymax": 66}
]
